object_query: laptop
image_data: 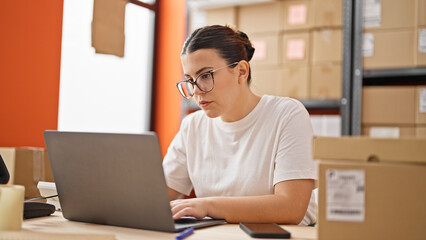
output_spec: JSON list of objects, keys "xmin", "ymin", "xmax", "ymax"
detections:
[{"xmin": 44, "ymin": 131, "xmax": 225, "ymax": 232}]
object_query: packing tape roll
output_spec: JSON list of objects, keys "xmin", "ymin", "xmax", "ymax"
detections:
[{"xmin": 0, "ymin": 185, "xmax": 25, "ymax": 230}]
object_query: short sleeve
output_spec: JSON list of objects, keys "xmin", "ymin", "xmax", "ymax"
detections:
[
  {"xmin": 273, "ymin": 100, "xmax": 317, "ymax": 185},
  {"xmin": 162, "ymin": 117, "xmax": 193, "ymax": 196}
]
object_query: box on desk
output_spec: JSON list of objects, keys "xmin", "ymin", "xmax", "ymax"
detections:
[
  {"xmin": 313, "ymin": 137, "xmax": 426, "ymax": 240},
  {"xmin": 0, "ymin": 147, "xmax": 54, "ymax": 198}
]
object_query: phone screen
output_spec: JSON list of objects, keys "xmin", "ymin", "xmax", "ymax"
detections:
[{"xmin": 240, "ymin": 223, "xmax": 291, "ymax": 238}]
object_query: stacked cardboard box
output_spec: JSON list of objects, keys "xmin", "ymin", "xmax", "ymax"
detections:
[
  {"xmin": 0, "ymin": 148, "xmax": 54, "ymax": 198},
  {"xmin": 418, "ymin": 0, "xmax": 426, "ymax": 66},
  {"xmin": 279, "ymin": 0, "xmax": 312, "ymax": 99},
  {"xmin": 205, "ymin": 6, "xmax": 238, "ymax": 29},
  {"xmin": 310, "ymin": 0, "xmax": 343, "ymax": 99},
  {"xmin": 313, "ymin": 136, "xmax": 426, "ymax": 240},
  {"xmin": 361, "ymin": 86, "xmax": 426, "ymax": 138},
  {"xmin": 238, "ymin": 1, "xmax": 285, "ymax": 97},
  {"xmin": 363, "ymin": 0, "xmax": 417, "ymax": 69},
  {"xmin": 205, "ymin": 0, "xmax": 343, "ymax": 100}
]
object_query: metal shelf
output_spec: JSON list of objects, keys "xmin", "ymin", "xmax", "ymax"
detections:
[
  {"xmin": 363, "ymin": 67, "xmax": 426, "ymax": 78},
  {"xmin": 299, "ymin": 99, "xmax": 341, "ymax": 110},
  {"xmin": 347, "ymin": 0, "xmax": 426, "ymax": 136}
]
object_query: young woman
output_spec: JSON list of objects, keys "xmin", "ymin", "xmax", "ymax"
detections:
[{"xmin": 162, "ymin": 25, "xmax": 317, "ymax": 225}]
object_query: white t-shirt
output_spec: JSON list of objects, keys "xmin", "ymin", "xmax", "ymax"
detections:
[{"xmin": 163, "ymin": 95, "xmax": 317, "ymax": 225}]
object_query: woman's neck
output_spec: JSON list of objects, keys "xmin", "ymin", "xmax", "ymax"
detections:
[{"xmin": 220, "ymin": 90, "xmax": 261, "ymax": 122}]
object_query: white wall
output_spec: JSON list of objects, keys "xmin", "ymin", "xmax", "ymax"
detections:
[{"xmin": 58, "ymin": 0, "xmax": 154, "ymax": 133}]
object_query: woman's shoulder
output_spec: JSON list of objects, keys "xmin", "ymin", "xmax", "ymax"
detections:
[
  {"xmin": 261, "ymin": 95, "xmax": 307, "ymax": 114},
  {"xmin": 180, "ymin": 109, "xmax": 208, "ymax": 129}
]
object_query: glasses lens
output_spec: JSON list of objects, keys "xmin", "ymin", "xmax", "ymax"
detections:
[
  {"xmin": 177, "ymin": 81, "xmax": 195, "ymax": 98},
  {"xmin": 196, "ymin": 72, "xmax": 214, "ymax": 92}
]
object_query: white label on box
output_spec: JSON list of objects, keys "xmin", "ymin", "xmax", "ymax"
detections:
[
  {"xmin": 363, "ymin": 0, "xmax": 381, "ymax": 28},
  {"xmin": 419, "ymin": 29, "xmax": 426, "ymax": 53},
  {"xmin": 420, "ymin": 89, "xmax": 426, "ymax": 113},
  {"xmin": 326, "ymin": 169, "xmax": 365, "ymax": 222},
  {"xmin": 370, "ymin": 127, "xmax": 400, "ymax": 138},
  {"xmin": 287, "ymin": 39, "xmax": 306, "ymax": 60},
  {"xmin": 251, "ymin": 40, "xmax": 267, "ymax": 61},
  {"xmin": 288, "ymin": 4, "xmax": 307, "ymax": 25},
  {"xmin": 363, "ymin": 33, "xmax": 374, "ymax": 57}
]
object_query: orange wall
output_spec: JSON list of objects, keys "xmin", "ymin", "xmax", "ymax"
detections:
[
  {"xmin": 154, "ymin": 0, "xmax": 186, "ymax": 157},
  {"xmin": 0, "ymin": 1, "xmax": 63, "ymax": 148},
  {"xmin": 0, "ymin": 0, "xmax": 185, "ymax": 153}
]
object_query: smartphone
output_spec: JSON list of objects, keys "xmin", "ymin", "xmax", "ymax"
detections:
[{"xmin": 240, "ymin": 222, "xmax": 291, "ymax": 238}]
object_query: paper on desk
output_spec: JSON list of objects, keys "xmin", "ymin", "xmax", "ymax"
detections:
[{"xmin": 0, "ymin": 231, "xmax": 115, "ymax": 240}]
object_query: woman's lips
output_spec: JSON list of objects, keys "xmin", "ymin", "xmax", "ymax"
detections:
[{"xmin": 199, "ymin": 100, "xmax": 212, "ymax": 108}]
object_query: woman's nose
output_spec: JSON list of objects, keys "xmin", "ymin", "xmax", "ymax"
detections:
[{"xmin": 193, "ymin": 84, "xmax": 205, "ymax": 95}]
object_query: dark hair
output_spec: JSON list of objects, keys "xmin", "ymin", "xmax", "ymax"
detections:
[{"xmin": 181, "ymin": 25, "xmax": 255, "ymax": 84}]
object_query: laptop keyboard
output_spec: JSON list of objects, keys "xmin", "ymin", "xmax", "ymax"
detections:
[{"xmin": 174, "ymin": 217, "xmax": 207, "ymax": 224}]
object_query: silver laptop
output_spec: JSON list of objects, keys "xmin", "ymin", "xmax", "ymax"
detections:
[{"xmin": 44, "ymin": 131, "xmax": 225, "ymax": 232}]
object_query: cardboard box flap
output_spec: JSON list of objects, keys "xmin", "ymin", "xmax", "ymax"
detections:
[{"xmin": 313, "ymin": 136, "xmax": 426, "ymax": 164}]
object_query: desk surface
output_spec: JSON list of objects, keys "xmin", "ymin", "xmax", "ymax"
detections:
[{"xmin": 7, "ymin": 212, "xmax": 317, "ymax": 240}]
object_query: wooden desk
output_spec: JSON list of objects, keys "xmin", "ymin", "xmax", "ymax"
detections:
[{"xmin": 9, "ymin": 212, "xmax": 317, "ymax": 240}]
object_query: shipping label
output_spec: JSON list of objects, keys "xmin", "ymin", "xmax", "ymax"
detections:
[
  {"xmin": 419, "ymin": 29, "xmax": 426, "ymax": 53},
  {"xmin": 420, "ymin": 89, "xmax": 426, "ymax": 113},
  {"xmin": 326, "ymin": 169, "xmax": 365, "ymax": 222},
  {"xmin": 370, "ymin": 127, "xmax": 400, "ymax": 138},
  {"xmin": 363, "ymin": 33, "xmax": 374, "ymax": 57},
  {"xmin": 363, "ymin": 0, "xmax": 381, "ymax": 28}
]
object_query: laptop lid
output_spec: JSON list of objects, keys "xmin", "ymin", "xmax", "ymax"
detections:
[{"xmin": 44, "ymin": 131, "xmax": 224, "ymax": 232}]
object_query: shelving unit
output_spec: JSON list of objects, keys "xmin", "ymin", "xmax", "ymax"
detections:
[
  {"xmin": 185, "ymin": 0, "xmax": 426, "ymax": 136},
  {"xmin": 343, "ymin": 0, "xmax": 426, "ymax": 136}
]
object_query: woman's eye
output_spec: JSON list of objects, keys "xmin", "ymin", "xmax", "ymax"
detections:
[{"xmin": 200, "ymin": 73, "xmax": 211, "ymax": 80}]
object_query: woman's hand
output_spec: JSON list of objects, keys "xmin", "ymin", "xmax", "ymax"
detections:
[{"xmin": 170, "ymin": 198, "xmax": 211, "ymax": 219}]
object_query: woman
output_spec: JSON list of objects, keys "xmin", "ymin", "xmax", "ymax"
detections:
[{"xmin": 162, "ymin": 25, "xmax": 317, "ymax": 225}]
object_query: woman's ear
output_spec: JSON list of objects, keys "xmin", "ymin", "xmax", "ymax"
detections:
[{"xmin": 237, "ymin": 61, "xmax": 250, "ymax": 84}]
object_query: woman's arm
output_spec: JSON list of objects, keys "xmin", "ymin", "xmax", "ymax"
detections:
[
  {"xmin": 170, "ymin": 179, "xmax": 314, "ymax": 224},
  {"xmin": 168, "ymin": 187, "xmax": 183, "ymax": 201}
]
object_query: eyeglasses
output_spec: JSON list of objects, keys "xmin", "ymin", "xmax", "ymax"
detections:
[{"xmin": 176, "ymin": 62, "xmax": 239, "ymax": 99}]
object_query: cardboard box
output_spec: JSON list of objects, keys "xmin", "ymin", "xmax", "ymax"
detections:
[
  {"xmin": 363, "ymin": 0, "xmax": 415, "ymax": 30},
  {"xmin": 278, "ymin": 65, "xmax": 310, "ymax": 99},
  {"xmin": 282, "ymin": 31, "xmax": 311, "ymax": 65},
  {"xmin": 362, "ymin": 86, "xmax": 426, "ymax": 125},
  {"xmin": 250, "ymin": 33, "xmax": 281, "ymax": 67},
  {"xmin": 312, "ymin": 29, "xmax": 342, "ymax": 63},
  {"xmin": 417, "ymin": 126, "xmax": 426, "ymax": 138},
  {"xmin": 238, "ymin": 2, "xmax": 283, "ymax": 34},
  {"xmin": 363, "ymin": 29, "xmax": 416, "ymax": 69},
  {"xmin": 362, "ymin": 86, "xmax": 415, "ymax": 125},
  {"xmin": 250, "ymin": 67, "xmax": 281, "ymax": 96},
  {"xmin": 313, "ymin": 0, "xmax": 343, "ymax": 28},
  {"xmin": 206, "ymin": 7, "xmax": 238, "ymax": 28},
  {"xmin": 417, "ymin": 27, "xmax": 426, "ymax": 66},
  {"xmin": 0, "ymin": 148, "xmax": 53, "ymax": 198},
  {"xmin": 417, "ymin": 0, "xmax": 426, "ymax": 26},
  {"xmin": 314, "ymin": 137, "xmax": 426, "ymax": 240},
  {"xmin": 281, "ymin": 0, "xmax": 313, "ymax": 31},
  {"xmin": 310, "ymin": 62, "xmax": 342, "ymax": 99}
]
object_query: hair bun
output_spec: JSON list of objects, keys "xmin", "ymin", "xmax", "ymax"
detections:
[{"xmin": 237, "ymin": 31, "xmax": 255, "ymax": 62}]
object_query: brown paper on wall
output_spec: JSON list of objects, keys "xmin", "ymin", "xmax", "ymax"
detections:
[{"xmin": 92, "ymin": 0, "xmax": 127, "ymax": 57}]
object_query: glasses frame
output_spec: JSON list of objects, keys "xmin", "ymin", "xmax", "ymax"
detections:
[{"xmin": 176, "ymin": 62, "xmax": 239, "ymax": 99}]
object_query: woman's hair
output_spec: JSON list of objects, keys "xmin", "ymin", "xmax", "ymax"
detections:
[{"xmin": 181, "ymin": 25, "xmax": 255, "ymax": 84}]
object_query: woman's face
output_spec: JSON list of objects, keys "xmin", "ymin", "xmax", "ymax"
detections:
[{"xmin": 181, "ymin": 49, "xmax": 241, "ymax": 120}]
